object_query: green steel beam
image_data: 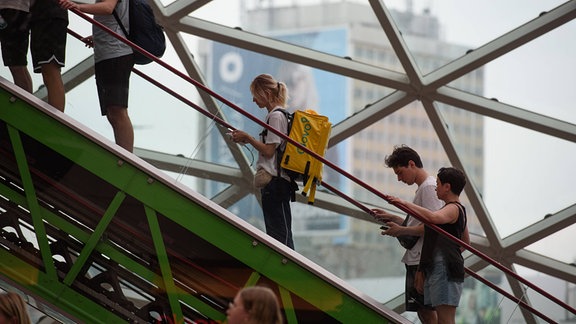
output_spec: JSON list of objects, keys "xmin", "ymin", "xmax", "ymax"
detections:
[
  {"xmin": 279, "ymin": 286, "xmax": 298, "ymax": 324},
  {"xmin": 7, "ymin": 125, "xmax": 57, "ymax": 281},
  {"xmin": 63, "ymin": 191, "xmax": 126, "ymax": 286},
  {"xmin": 0, "ymin": 81, "xmax": 397, "ymax": 323},
  {"xmin": 0, "ymin": 180, "xmax": 227, "ymax": 321},
  {"xmin": 0, "ymin": 248, "xmax": 125, "ymax": 323},
  {"xmin": 144, "ymin": 206, "xmax": 183, "ymax": 324}
]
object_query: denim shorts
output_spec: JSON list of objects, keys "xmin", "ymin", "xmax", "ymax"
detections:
[{"xmin": 424, "ymin": 255, "xmax": 463, "ymax": 307}]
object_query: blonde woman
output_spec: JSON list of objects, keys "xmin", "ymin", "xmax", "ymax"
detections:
[{"xmin": 231, "ymin": 74, "xmax": 295, "ymax": 249}]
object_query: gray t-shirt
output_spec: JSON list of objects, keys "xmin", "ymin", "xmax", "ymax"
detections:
[
  {"xmin": 93, "ymin": 0, "xmax": 132, "ymax": 63},
  {"xmin": 401, "ymin": 175, "xmax": 444, "ymax": 265},
  {"xmin": 0, "ymin": 0, "xmax": 30, "ymax": 11}
]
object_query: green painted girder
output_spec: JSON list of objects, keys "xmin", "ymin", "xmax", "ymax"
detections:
[{"xmin": 0, "ymin": 79, "xmax": 402, "ymax": 323}]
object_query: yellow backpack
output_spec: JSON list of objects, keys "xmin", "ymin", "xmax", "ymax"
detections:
[{"xmin": 263, "ymin": 109, "xmax": 332, "ymax": 204}]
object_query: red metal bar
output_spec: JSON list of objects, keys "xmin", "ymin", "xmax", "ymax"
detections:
[
  {"xmin": 465, "ymin": 268, "xmax": 556, "ymax": 324},
  {"xmin": 65, "ymin": 9, "xmax": 576, "ymax": 318},
  {"xmin": 384, "ymin": 193, "xmax": 576, "ymax": 317}
]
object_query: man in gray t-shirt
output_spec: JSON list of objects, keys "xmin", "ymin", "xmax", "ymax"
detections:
[
  {"xmin": 372, "ymin": 145, "xmax": 443, "ymax": 324},
  {"xmin": 60, "ymin": 0, "xmax": 135, "ymax": 151}
]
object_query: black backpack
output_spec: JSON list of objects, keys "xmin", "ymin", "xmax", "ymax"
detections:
[{"xmin": 113, "ymin": 0, "xmax": 166, "ymax": 65}]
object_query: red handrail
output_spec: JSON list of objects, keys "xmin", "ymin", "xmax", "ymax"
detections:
[
  {"xmin": 465, "ymin": 268, "xmax": 556, "ymax": 323},
  {"xmin": 65, "ymin": 8, "xmax": 576, "ymax": 320}
]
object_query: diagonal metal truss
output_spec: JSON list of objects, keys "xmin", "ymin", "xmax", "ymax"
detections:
[
  {"xmin": 3, "ymin": 78, "xmax": 405, "ymax": 323},
  {"xmin": 55, "ymin": 0, "xmax": 576, "ymax": 321}
]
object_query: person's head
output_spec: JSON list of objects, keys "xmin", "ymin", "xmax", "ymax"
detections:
[
  {"xmin": 436, "ymin": 167, "xmax": 466, "ymax": 196},
  {"xmin": 226, "ymin": 286, "xmax": 283, "ymax": 324},
  {"xmin": 250, "ymin": 74, "xmax": 289, "ymax": 110},
  {"xmin": 384, "ymin": 145, "xmax": 424, "ymax": 186},
  {"xmin": 0, "ymin": 292, "xmax": 30, "ymax": 324}
]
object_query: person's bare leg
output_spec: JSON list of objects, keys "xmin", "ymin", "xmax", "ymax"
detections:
[
  {"xmin": 41, "ymin": 62, "xmax": 65, "ymax": 111},
  {"xmin": 9, "ymin": 66, "xmax": 32, "ymax": 93},
  {"xmin": 418, "ymin": 308, "xmax": 437, "ymax": 324},
  {"xmin": 106, "ymin": 105, "xmax": 134, "ymax": 152},
  {"xmin": 435, "ymin": 305, "xmax": 456, "ymax": 324}
]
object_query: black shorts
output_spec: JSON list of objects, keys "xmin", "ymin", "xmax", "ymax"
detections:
[
  {"xmin": 95, "ymin": 54, "xmax": 134, "ymax": 115},
  {"xmin": 405, "ymin": 264, "xmax": 434, "ymax": 312},
  {"xmin": 30, "ymin": 18, "xmax": 68, "ymax": 73},
  {"xmin": 0, "ymin": 9, "xmax": 30, "ymax": 67}
]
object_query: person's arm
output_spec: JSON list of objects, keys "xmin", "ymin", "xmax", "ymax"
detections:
[
  {"xmin": 414, "ymin": 270, "xmax": 424, "ymax": 294},
  {"xmin": 230, "ymin": 130, "xmax": 277, "ymax": 158},
  {"xmin": 59, "ymin": 0, "xmax": 118, "ymax": 15},
  {"xmin": 387, "ymin": 195, "xmax": 458, "ymax": 225},
  {"xmin": 383, "ymin": 222, "xmax": 424, "ymax": 237},
  {"xmin": 232, "ymin": 111, "xmax": 285, "ymax": 159},
  {"xmin": 371, "ymin": 208, "xmax": 403, "ymax": 225}
]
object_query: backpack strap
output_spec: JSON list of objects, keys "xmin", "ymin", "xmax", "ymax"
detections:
[
  {"xmin": 259, "ymin": 108, "xmax": 288, "ymax": 140},
  {"xmin": 259, "ymin": 109, "xmax": 289, "ymax": 177},
  {"xmin": 259, "ymin": 109, "xmax": 298, "ymax": 202},
  {"xmin": 112, "ymin": 1, "xmax": 129, "ymax": 38}
]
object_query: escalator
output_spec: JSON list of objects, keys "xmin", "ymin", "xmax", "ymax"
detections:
[{"xmin": 0, "ymin": 78, "xmax": 406, "ymax": 323}]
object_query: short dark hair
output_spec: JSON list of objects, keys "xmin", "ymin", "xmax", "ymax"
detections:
[
  {"xmin": 437, "ymin": 167, "xmax": 466, "ymax": 195},
  {"xmin": 384, "ymin": 145, "xmax": 423, "ymax": 168}
]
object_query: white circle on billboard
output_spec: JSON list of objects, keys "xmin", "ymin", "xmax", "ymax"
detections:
[{"xmin": 219, "ymin": 52, "xmax": 243, "ymax": 83}]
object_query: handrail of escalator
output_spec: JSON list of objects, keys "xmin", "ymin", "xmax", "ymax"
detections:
[
  {"xmin": 64, "ymin": 28, "xmax": 235, "ymax": 132},
  {"xmin": 464, "ymin": 268, "xmax": 555, "ymax": 323},
  {"xmin": 65, "ymin": 8, "xmax": 576, "ymax": 320},
  {"xmin": 320, "ymin": 181, "xmax": 559, "ymax": 323}
]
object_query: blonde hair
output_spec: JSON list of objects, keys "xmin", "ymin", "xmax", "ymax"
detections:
[
  {"xmin": 0, "ymin": 292, "xmax": 31, "ymax": 324},
  {"xmin": 240, "ymin": 286, "xmax": 283, "ymax": 324},
  {"xmin": 250, "ymin": 74, "xmax": 289, "ymax": 108}
]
